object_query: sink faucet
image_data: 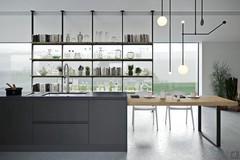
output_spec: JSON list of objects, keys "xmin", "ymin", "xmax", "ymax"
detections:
[{"xmin": 63, "ymin": 64, "xmax": 70, "ymax": 93}]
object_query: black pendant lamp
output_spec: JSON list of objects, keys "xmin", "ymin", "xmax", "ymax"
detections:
[
  {"xmin": 157, "ymin": 0, "xmax": 167, "ymax": 26},
  {"xmin": 178, "ymin": 0, "xmax": 226, "ymax": 75},
  {"xmin": 178, "ymin": 21, "xmax": 189, "ymax": 75}
]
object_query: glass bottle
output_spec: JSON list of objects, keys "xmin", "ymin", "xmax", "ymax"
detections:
[
  {"xmin": 98, "ymin": 47, "xmax": 103, "ymax": 59},
  {"xmin": 77, "ymin": 32, "xmax": 83, "ymax": 42},
  {"xmin": 114, "ymin": 82, "xmax": 119, "ymax": 91},
  {"xmin": 66, "ymin": 34, "xmax": 70, "ymax": 42},
  {"xmin": 109, "ymin": 81, "xmax": 113, "ymax": 92}
]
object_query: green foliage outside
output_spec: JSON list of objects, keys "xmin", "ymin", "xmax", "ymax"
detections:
[{"xmin": 153, "ymin": 82, "xmax": 196, "ymax": 95}]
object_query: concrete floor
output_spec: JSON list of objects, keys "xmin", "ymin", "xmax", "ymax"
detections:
[{"xmin": 0, "ymin": 106, "xmax": 240, "ymax": 160}]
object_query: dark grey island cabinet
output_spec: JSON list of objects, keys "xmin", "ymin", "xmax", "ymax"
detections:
[{"xmin": 0, "ymin": 93, "xmax": 127, "ymax": 152}]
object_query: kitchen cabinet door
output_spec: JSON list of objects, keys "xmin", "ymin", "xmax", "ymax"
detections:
[
  {"xmin": 89, "ymin": 99, "xmax": 127, "ymax": 145},
  {"xmin": 0, "ymin": 98, "xmax": 32, "ymax": 145}
]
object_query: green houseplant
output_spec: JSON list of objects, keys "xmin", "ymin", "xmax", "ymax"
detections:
[
  {"xmin": 135, "ymin": 67, "xmax": 142, "ymax": 76},
  {"xmin": 210, "ymin": 62, "xmax": 231, "ymax": 97},
  {"xmin": 78, "ymin": 65, "xmax": 84, "ymax": 76},
  {"xmin": 85, "ymin": 66, "xmax": 90, "ymax": 76},
  {"xmin": 128, "ymin": 65, "xmax": 134, "ymax": 76}
]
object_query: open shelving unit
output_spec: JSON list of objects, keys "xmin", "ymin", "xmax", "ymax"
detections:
[{"xmin": 31, "ymin": 10, "xmax": 154, "ymax": 93}]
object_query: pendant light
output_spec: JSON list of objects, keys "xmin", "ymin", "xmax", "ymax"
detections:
[
  {"xmin": 200, "ymin": 0, "xmax": 204, "ymax": 26},
  {"xmin": 168, "ymin": 0, "xmax": 172, "ymax": 74},
  {"xmin": 157, "ymin": 0, "xmax": 167, "ymax": 26},
  {"xmin": 178, "ymin": 21, "xmax": 189, "ymax": 75}
]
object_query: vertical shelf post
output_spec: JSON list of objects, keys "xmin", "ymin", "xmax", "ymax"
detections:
[
  {"xmin": 61, "ymin": 10, "xmax": 64, "ymax": 92},
  {"xmin": 121, "ymin": 10, "xmax": 124, "ymax": 92},
  {"xmin": 151, "ymin": 10, "xmax": 154, "ymax": 93},
  {"xmin": 91, "ymin": 10, "xmax": 94, "ymax": 92},
  {"xmin": 31, "ymin": 10, "xmax": 34, "ymax": 93}
]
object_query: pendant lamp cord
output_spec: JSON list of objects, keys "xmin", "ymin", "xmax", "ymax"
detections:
[
  {"xmin": 161, "ymin": 0, "xmax": 164, "ymax": 16},
  {"xmin": 182, "ymin": 22, "xmax": 184, "ymax": 65}
]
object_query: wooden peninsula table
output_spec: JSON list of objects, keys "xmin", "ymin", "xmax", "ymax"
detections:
[{"xmin": 128, "ymin": 96, "xmax": 238, "ymax": 147}]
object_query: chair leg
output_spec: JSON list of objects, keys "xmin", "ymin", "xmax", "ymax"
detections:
[
  {"xmin": 190, "ymin": 106, "xmax": 195, "ymax": 130},
  {"xmin": 186, "ymin": 109, "xmax": 188, "ymax": 125},
  {"xmin": 168, "ymin": 107, "xmax": 171, "ymax": 130},
  {"xmin": 132, "ymin": 106, "xmax": 135, "ymax": 131},
  {"xmin": 155, "ymin": 106, "xmax": 159, "ymax": 131},
  {"xmin": 165, "ymin": 106, "xmax": 168, "ymax": 125},
  {"xmin": 152, "ymin": 107, "xmax": 155, "ymax": 126}
]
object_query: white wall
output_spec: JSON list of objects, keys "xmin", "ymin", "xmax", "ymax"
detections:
[
  {"xmin": 1, "ymin": 0, "xmax": 240, "ymax": 11},
  {"xmin": 202, "ymin": 41, "xmax": 240, "ymax": 95}
]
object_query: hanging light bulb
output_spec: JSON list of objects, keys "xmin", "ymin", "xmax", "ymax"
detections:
[
  {"xmin": 157, "ymin": 16, "xmax": 168, "ymax": 26},
  {"xmin": 178, "ymin": 65, "xmax": 189, "ymax": 75},
  {"xmin": 178, "ymin": 20, "xmax": 189, "ymax": 75},
  {"xmin": 157, "ymin": 0, "xmax": 167, "ymax": 26}
]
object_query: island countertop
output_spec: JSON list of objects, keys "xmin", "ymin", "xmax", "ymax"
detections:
[{"xmin": 0, "ymin": 92, "xmax": 127, "ymax": 100}]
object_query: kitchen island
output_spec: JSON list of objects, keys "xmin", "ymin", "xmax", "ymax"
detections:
[{"xmin": 0, "ymin": 92, "xmax": 127, "ymax": 152}]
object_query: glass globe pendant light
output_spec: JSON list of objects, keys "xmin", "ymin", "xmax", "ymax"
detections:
[
  {"xmin": 178, "ymin": 21, "xmax": 189, "ymax": 75},
  {"xmin": 157, "ymin": 0, "xmax": 167, "ymax": 26}
]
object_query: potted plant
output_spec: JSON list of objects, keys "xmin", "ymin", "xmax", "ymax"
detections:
[
  {"xmin": 135, "ymin": 67, "xmax": 142, "ymax": 76},
  {"xmin": 85, "ymin": 66, "xmax": 90, "ymax": 76},
  {"xmin": 210, "ymin": 62, "xmax": 231, "ymax": 97},
  {"xmin": 128, "ymin": 65, "xmax": 134, "ymax": 76},
  {"xmin": 225, "ymin": 77, "xmax": 238, "ymax": 100},
  {"xmin": 57, "ymin": 66, "xmax": 62, "ymax": 76},
  {"xmin": 78, "ymin": 65, "xmax": 84, "ymax": 76}
]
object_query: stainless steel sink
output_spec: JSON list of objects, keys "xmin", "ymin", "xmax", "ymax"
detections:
[{"xmin": 43, "ymin": 92, "xmax": 91, "ymax": 97}]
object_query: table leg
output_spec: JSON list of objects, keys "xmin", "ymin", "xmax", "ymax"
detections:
[
  {"xmin": 199, "ymin": 106, "xmax": 221, "ymax": 147},
  {"xmin": 198, "ymin": 105, "xmax": 202, "ymax": 132},
  {"xmin": 216, "ymin": 106, "xmax": 221, "ymax": 147}
]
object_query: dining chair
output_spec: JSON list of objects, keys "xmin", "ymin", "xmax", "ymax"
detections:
[
  {"xmin": 165, "ymin": 106, "xmax": 195, "ymax": 130},
  {"xmin": 164, "ymin": 91, "xmax": 195, "ymax": 130},
  {"xmin": 132, "ymin": 105, "xmax": 159, "ymax": 131}
]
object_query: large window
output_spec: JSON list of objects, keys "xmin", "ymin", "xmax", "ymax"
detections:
[
  {"xmin": 154, "ymin": 43, "xmax": 199, "ymax": 95},
  {"xmin": 0, "ymin": 43, "xmax": 31, "ymax": 95}
]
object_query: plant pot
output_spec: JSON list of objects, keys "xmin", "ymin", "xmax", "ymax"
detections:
[
  {"xmin": 128, "ymin": 70, "xmax": 133, "ymax": 76},
  {"xmin": 5, "ymin": 88, "xmax": 22, "ymax": 96},
  {"xmin": 86, "ymin": 71, "xmax": 90, "ymax": 76}
]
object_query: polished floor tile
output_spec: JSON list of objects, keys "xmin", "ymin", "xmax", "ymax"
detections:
[{"xmin": 0, "ymin": 106, "xmax": 240, "ymax": 160}]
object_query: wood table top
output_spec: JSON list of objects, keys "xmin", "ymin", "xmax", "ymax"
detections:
[{"xmin": 127, "ymin": 96, "xmax": 238, "ymax": 107}]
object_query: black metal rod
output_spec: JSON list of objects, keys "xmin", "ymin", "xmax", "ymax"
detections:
[
  {"xmin": 121, "ymin": 10, "xmax": 124, "ymax": 92},
  {"xmin": 216, "ymin": 107, "xmax": 221, "ymax": 147},
  {"xmin": 197, "ymin": 43, "xmax": 200, "ymax": 94},
  {"xmin": 91, "ymin": 11, "xmax": 94, "ymax": 91},
  {"xmin": 61, "ymin": 10, "xmax": 64, "ymax": 42},
  {"xmin": 181, "ymin": 22, "xmax": 184, "ymax": 65},
  {"xmin": 161, "ymin": 0, "xmax": 164, "ymax": 16},
  {"xmin": 195, "ymin": 0, "xmax": 197, "ymax": 34},
  {"xmin": 91, "ymin": 10, "xmax": 94, "ymax": 92},
  {"xmin": 201, "ymin": 133, "xmax": 220, "ymax": 147},
  {"xmin": 61, "ymin": 10, "xmax": 64, "ymax": 92},
  {"xmin": 198, "ymin": 105, "xmax": 202, "ymax": 132},
  {"xmin": 169, "ymin": 0, "xmax": 172, "ymax": 73},
  {"xmin": 198, "ymin": 106, "xmax": 222, "ymax": 147},
  {"xmin": 200, "ymin": 0, "xmax": 204, "ymax": 25},
  {"xmin": 31, "ymin": 10, "xmax": 34, "ymax": 92},
  {"xmin": 184, "ymin": 33, "xmax": 209, "ymax": 35},
  {"xmin": 151, "ymin": 10, "xmax": 154, "ymax": 93},
  {"xmin": 208, "ymin": 21, "xmax": 226, "ymax": 35},
  {"xmin": 184, "ymin": 21, "xmax": 226, "ymax": 36}
]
